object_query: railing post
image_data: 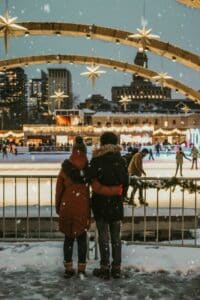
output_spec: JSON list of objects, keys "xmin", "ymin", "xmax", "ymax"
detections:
[
  {"xmin": 194, "ymin": 179, "xmax": 197, "ymax": 247},
  {"xmin": 181, "ymin": 181, "xmax": 185, "ymax": 246},
  {"xmin": 50, "ymin": 177, "xmax": 53, "ymax": 237},
  {"xmin": 156, "ymin": 188, "xmax": 159, "ymax": 243},
  {"xmin": 26, "ymin": 177, "xmax": 29, "ymax": 239},
  {"xmin": 14, "ymin": 177, "xmax": 17, "ymax": 239},
  {"xmin": 143, "ymin": 186, "xmax": 147, "ymax": 243},
  {"xmin": 38, "ymin": 177, "xmax": 41, "ymax": 240},
  {"xmin": 168, "ymin": 186, "xmax": 172, "ymax": 244},
  {"xmin": 131, "ymin": 205, "xmax": 135, "ymax": 242},
  {"xmin": 2, "ymin": 177, "xmax": 5, "ymax": 239}
]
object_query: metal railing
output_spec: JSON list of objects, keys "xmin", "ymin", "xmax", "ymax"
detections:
[{"xmin": 0, "ymin": 175, "xmax": 199, "ymax": 247}]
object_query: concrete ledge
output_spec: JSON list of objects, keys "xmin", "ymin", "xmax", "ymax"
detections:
[{"xmin": 0, "ymin": 216, "xmax": 199, "ymax": 240}]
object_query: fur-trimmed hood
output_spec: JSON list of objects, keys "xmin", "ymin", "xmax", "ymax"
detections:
[{"xmin": 92, "ymin": 144, "xmax": 122, "ymax": 158}]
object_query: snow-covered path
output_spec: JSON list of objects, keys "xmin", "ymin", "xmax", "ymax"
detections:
[{"xmin": 0, "ymin": 242, "xmax": 200, "ymax": 300}]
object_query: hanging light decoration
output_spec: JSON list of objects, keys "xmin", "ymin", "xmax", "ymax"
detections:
[
  {"xmin": 128, "ymin": 0, "xmax": 159, "ymax": 52},
  {"xmin": 152, "ymin": 72, "xmax": 173, "ymax": 88},
  {"xmin": 50, "ymin": 89, "xmax": 69, "ymax": 109},
  {"xmin": 80, "ymin": 64, "xmax": 106, "ymax": 86},
  {"xmin": 119, "ymin": 95, "xmax": 132, "ymax": 112},
  {"xmin": 0, "ymin": 9, "xmax": 27, "ymax": 53},
  {"xmin": 128, "ymin": 26, "xmax": 160, "ymax": 52},
  {"xmin": 176, "ymin": 0, "xmax": 200, "ymax": 9}
]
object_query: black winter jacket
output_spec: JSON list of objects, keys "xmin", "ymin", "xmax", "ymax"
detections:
[{"xmin": 88, "ymin": 144, "xmax": 129, "ymax": 222}]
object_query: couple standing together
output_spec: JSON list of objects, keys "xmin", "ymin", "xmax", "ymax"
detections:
[{"xmin": 55, "ymin": 132, "xmax": 129, "ymax": 279}]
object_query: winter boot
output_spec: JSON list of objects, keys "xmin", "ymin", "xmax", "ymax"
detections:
[
  {"xmin": 125, "ymin": 191, "xmax": 137, "ymax": 207},
  {"xmin": 128, "ymin": 198, "xmax": 137, "ymax": 207},
  {"xmin": 123, "ymin": 196, "xmax": 136, "ymax": 207},
  {"xmin": 93, "ymin": 266, "xmax": 110, "ymax": 280},
  {"xmin": 78, "ymin": 263, "xmax": 86, "ymax": 277},
  {"xmin": 139, "ymin": 198, "xmax": 148, "ymax": 206},
  {"xmin": 64, "ymin": 261, "xmax": 75, "ymax": 278},
  {"xmin": 111, "ymin": 266, "xmax": 121, "ymax": 279}
]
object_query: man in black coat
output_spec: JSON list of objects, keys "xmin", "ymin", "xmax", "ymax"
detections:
[{"xmin": 88, "ymin": 132, "xmax": 129, "ymax": 279}]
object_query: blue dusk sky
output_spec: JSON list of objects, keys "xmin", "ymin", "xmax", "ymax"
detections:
[{"xmin": 0, "ymin": 0, "xmax": 199, "ymax": 102}]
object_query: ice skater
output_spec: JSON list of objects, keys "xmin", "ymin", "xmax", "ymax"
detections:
[
  {"xmin": 174, "ymin": 146, "xmax": 191, "ymax": 177},
  {"xmin": 155, "ymin": 143, "xmax": 161, "ymax": 157},
  {"xmin": 2, "ymin": 144, "xmax": 8, "ymax": 159},
  {"xmin": 190, "ymin": 144, "xmax": 199, "ymax": 170},
  {"xmin": 128, "ymin": 148, "xmax": 149, "ymax": 206},
  {"xmin": 148, "ymin": 148, "xmax": 154, "ymax": 160}
]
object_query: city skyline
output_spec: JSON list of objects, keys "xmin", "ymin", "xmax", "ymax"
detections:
[{"xmin": 0, "ymin": 0, "xmax": 199, "ymax": 102}]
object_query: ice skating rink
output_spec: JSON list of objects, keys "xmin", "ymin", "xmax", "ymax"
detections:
[{"xmin": 0, "ymin": 151, "xmax": 198, "ymax": 177}]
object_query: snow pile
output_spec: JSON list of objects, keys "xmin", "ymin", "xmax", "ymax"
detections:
[
  {"xmin": 0, "ymin": 242, "xmax": 200, "ymax": 275},
  {"xmin": 0, "ymin": 242, "xmax": 200, "ymax": 299}
]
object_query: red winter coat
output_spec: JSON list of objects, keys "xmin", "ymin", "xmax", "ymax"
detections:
[{"xmin": 55, "ymin": 150, "xmax": 90, "ymax": 237}]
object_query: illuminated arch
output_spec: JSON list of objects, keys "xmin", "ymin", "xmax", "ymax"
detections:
[
  {"xmin": 176, "ymin": 0, "xmax": 200, "ymax": 8},
  {"xmin": 1, "ymin": 22, "xmax": 199, "ymax": 72},
  {"xmin": 0, "ymin": 54, "xmax": 199, "ymax": 102}
]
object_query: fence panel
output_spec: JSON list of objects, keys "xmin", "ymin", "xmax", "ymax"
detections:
[{"xmin": 0, "ymin": 175, "xmax": 199, "ymax": 247}]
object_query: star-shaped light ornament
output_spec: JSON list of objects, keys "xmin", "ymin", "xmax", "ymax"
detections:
[
  {"xmin": 119, "ymin": 95, "xmax": 132, "ymax": 112},
  {"xmin": 152, "ymin": 72, "xmax": 173, "ymax": 88},
  {"xmin": 128, "ymin": 26, "xmax": 160, "ymax": 52},
  {"xmin": 50, "ymin": 89, "xmax": 69, "ymax": 109},
  {"xmin": 0, "ymin": 10, "xmax": 27, "ymax": 53},
  {"xmin": 80, "ymin": 64, "xmax": 106, "ymax": 87},
  {"xmin": 181, "ymin": 104, "xmax": 191, "ymax": 113}
]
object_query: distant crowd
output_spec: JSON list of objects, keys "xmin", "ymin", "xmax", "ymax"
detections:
[
  {"xmin": 0, "ymin": 142, "xmax": 18, "ymax": 158},
  {"xmin": 28, "ymin": 143, "xmax": 72, "ymax": 152}
]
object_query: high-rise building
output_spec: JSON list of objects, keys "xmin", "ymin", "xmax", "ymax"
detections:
[
  {"xmin": 41, "ymin": 70, "xmax": 48, "ymax": 106},
  {"xmin": 28, "ymin": 78, "xmax": 42, "ymax": 122},
  {"xmin": 0, "ymin": 67, "xmax": 28, "ymax": 129},
  {"xmin": 111, "ymin": 51, "xmax": 171, "ymax": 110},
  {"xmin": 28, "ymin": 71, "xmax": 48, "ymax": 123},
  {"xmin": 48, "ymin": 68, "xmax": 72, "ymax": 112}
]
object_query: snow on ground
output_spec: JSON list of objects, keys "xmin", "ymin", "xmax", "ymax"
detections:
[{"xmin": 0, "ymin": 242, "xmax": 200, "ymax": 299}]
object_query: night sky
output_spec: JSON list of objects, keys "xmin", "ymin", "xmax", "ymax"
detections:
[{"xmin": 0, "ymin": 0, "xmax": 199, "ymax": 102}]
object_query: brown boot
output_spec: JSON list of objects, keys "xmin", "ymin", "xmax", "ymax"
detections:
[
  {"xmin": 63, "ymin": 261, "xmax": 75, "ymax": 278},
  {"xmin": 78, "ymin": 263, "xmax": 86, "ymax": 276}
]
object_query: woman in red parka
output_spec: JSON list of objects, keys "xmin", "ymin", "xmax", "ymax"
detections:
[{"xmin": 55, "ymin": 136, "xmax": 90, "ymax": 278}]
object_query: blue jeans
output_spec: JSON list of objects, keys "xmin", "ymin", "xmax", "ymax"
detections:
[
  {"xmin": 64, "ymin": 232, "xmax": 87, "ymax": 263},
  {"xmin": 96, "ymin": 221, "xmax": 121, "ymax": 268}
]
